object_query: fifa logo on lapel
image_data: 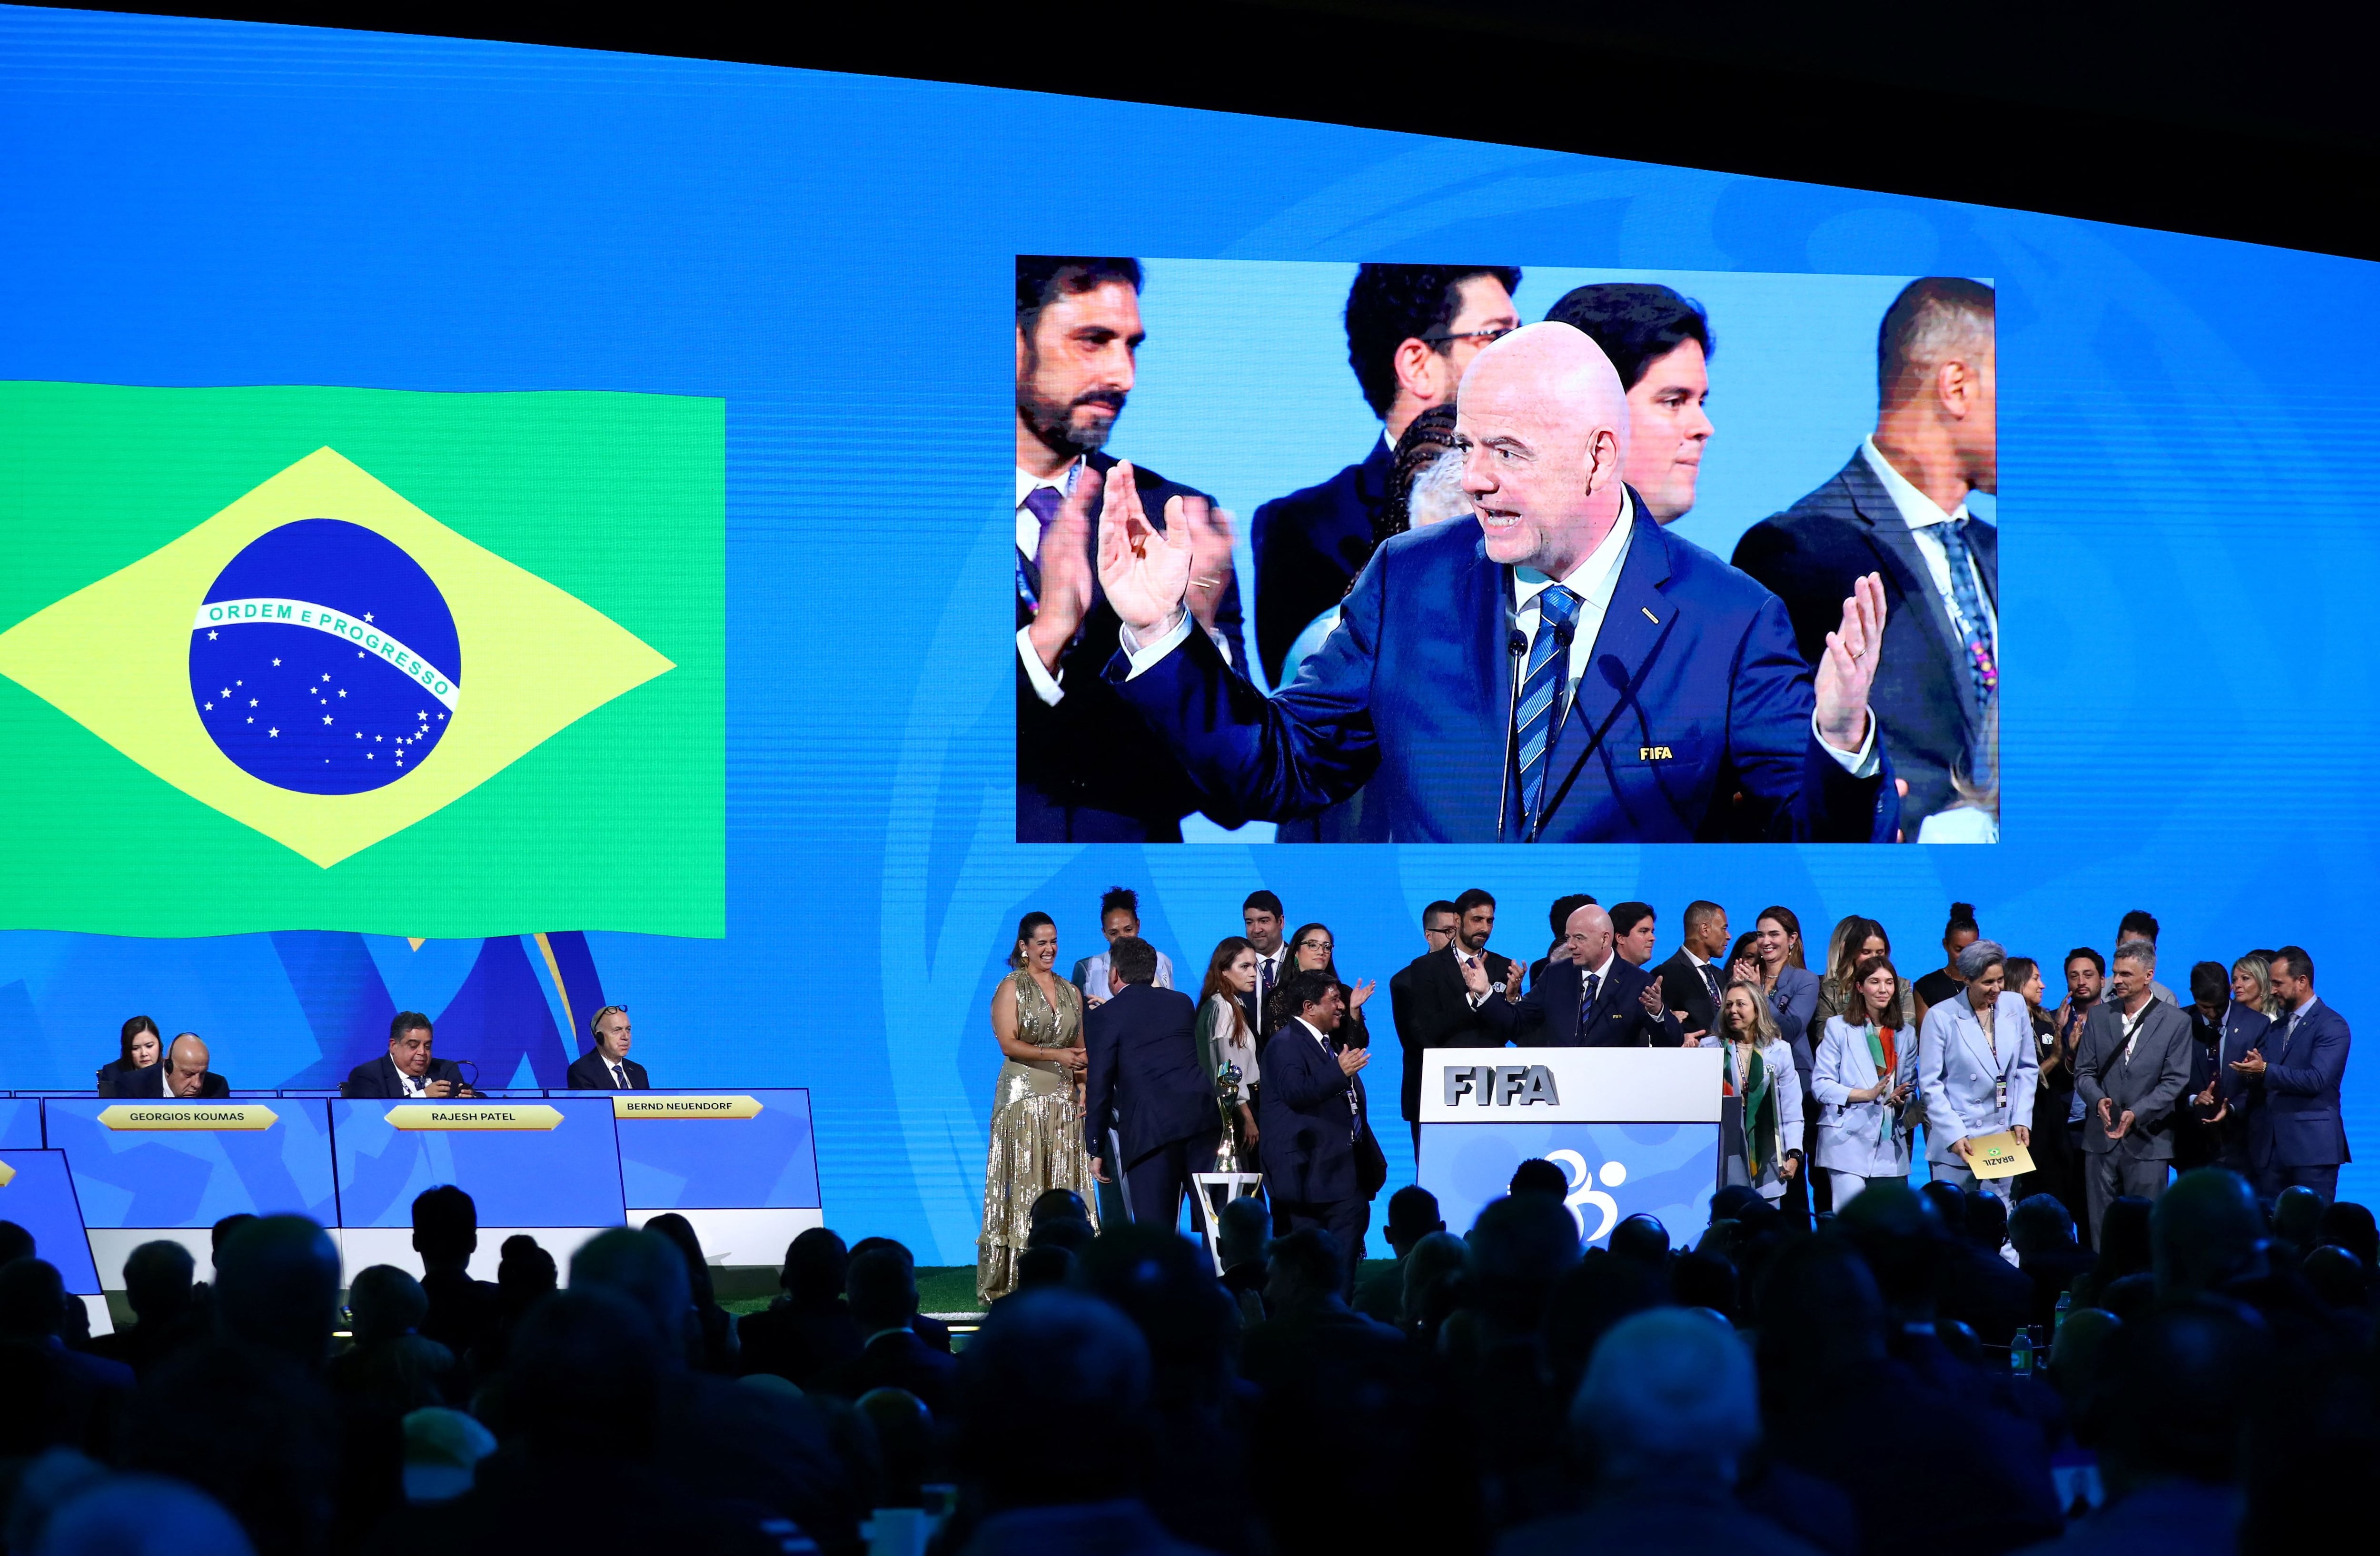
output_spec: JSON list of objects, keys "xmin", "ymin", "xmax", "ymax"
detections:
[{"xmin": 1638, "ymin": 745, "xmax": 1676, "ymax": 761}]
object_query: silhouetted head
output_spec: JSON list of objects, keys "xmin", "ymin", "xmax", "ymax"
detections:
[
  {"xmin": 122, "ymin": 1240, "xmax": 196, "ymax": 1324},
  {"xmin": 1609, "ymin": 1213, "xmax": 1670, "ymax": 1269},
  {"xmin": 641, "ymin": 1212, "xmax": 717, "ymax": 1306},
  {"xmin": 1508, "ymin": 1158, "xmax": 1570, "ymax": 1200},
  {"xmin": 2272, "ymin": 1185, "xmax": 2326, "ymax": 1250},
  {"xmin": 508, "ymin": 1286, "xmax": 666, "ymax": 1461},
  {"xmin": 2097, "ymin": 1197, "xmax": 2154, "ymax": 1281},
  {"xmin": 35, "ymin": 1473, "xmax": 256, "ymax": 1556},
  {"xmin": 2314, "ymin": 1201, "xmax": 2378, "ymax": 1269},
  {"xmin": 2154, "ymin": 1169, "xmax": 2267, "ymax": 1294},
  {"xmin": 212, "ymin": 1215, "xmax": 340, "ymax": 1364},
  {"xmin": 1574, "ymin": 1309, "xmax": 1758, "ymax": 1487},
  {"xmin": 1075, "ymin": 1223, "xmax": 1239, "ymax": 1405},
  {"xmin": 781, "ymin": 1227, "xmax": 851, "ymax": 1305},
  {"xmin": 1384, "ymin": 1185, "xmax": 1445, "ymax": 1255},
  {"xmin": 0, "ymin": 1258, "xmax": 73, "ymax": 1341},
  {"xmin": 408, "ymin": 1186, "xmax": 477, "ymax": 1272},
  {"xmin": 1835, "ymin": 1180, "xmax": 1947, "ymax": 1319},
  {"xmin": 846, "ymin": 1247, "xmax": 918, "ymax": 1334},
  {"xmin": 568, "ymin": 1227, "xmax": 692, "ymax": 1364},
  {"xmin": 961, "ymin": 1288, "xmax": 1151, "ymax": 1510},
  {"xmin": 2093, "ymin": 1301, "xmax": 2269, "ymax": 1491},
  {"xmin": 1467, "ymin": 1193, "xmax": 1583, "ymax": 1333},
  {"xmin": 1263, "ymin": 1229, "xmax": 1346, "ymax": 1312},
  {"xmin": 1217, "ymin": 1196, "xmax": 1272, "ymax": 1270},
  {"xmin": 346, "ymin": 1265, "xmax": 428, "ymax": 1345}
]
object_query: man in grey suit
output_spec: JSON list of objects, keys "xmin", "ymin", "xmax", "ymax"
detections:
[{"xmin": 2074, "ymin": 939, "xmax": 2196, "ymax": 1241}]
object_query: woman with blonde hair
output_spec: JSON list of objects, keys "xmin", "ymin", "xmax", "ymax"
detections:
[
  {"xmin": 1701, "ymin": 981, "xmax": 1803, "ymax": 1202},
  {"xmin": 977, "ymin": 911, "xmax": 1099, "ymax": 1304}
]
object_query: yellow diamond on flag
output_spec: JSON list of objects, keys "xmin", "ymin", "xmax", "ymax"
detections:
[{"xmin": 0, "ymin": 447, "xmax": 673, "ymax": 867}]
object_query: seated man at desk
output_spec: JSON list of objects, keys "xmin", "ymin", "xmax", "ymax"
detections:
[
  {"xmin": 111, "ymin": 1032, "xmax": 231, "ymax": 1098},
  {"xmin": 344, "ymin": 1011, "xmax": 476, "ymax": 1098},
  {"xmin": 566, "ymin": 1005, "xmax": 651, "ymax": 1091}
]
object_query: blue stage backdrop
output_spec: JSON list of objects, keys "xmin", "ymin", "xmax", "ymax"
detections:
[{"xmin": 2, "ymin": 7, "xmax": 2375, "ymax": 1261}]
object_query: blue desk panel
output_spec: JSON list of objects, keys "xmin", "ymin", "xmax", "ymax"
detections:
[
  {"xmin": 41, "ymin": 1098, "xmax": 338, "ymax": 1229},
  {"xmin": 1418, "ymin": 1122, "xmax": 1719, "ymax": 1248},
  {"xmin": 0, "ymin": 1098, "xmax": 43, "ymax": 1149},
  {"xmin": 0, "ymin": 1151, "xmax": 103, "ymax": 1291},
  {"xmin": 332, "ymin": 1098, "xmax": 625, "ymax": 1227},
  {"xmin": 615, "ymin": 1089, "xmax": 820, "ymax": 1210}
]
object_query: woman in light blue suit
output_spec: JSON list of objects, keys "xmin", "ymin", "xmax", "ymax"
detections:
[
  {"xmin": 1813, "ymin": 953, "xmax": 1918, "ymax": 1205},
  {"xmin": 1917, "ymin": 940, "xmax": 2037, "ymax": 1203}
]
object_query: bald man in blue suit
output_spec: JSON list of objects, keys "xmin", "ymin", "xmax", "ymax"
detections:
[{"xmin": 1097, "ymin": 323, "xmax": 1901, "ymax": 843}]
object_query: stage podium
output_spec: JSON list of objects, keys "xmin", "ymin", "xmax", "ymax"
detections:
[{"xmin": 1415, "ymin": 1047, "xmax": 1722, "ymax": 1244}]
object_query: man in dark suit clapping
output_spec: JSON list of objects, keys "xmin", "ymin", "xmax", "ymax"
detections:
[
  {"xmin": 2232, "ymin": 945, "xmax": 2353, "ymax": 1202},
  {"xmin": 1475, "ymin": 904, "xmax": 1684, "ymax": 1048},
  {"xmin": 565, "ymin": 1006, "xmax": 650, "ymax": 1090},
  {"xmin": 1082, "ymin": 937, "xmax": 1219, "ymax": 1229},
  {"xmin": 1260, "ymin": 971, "xmax": 1379, "ymax": 1297},
  {"xmin": 343, "ymin": 1011, "xmax": 475, "ymax": 1098},
  {"xmin": 1651, "ymin": 900, "xmax": 1733, "ymax": 1040},
  {"xmin": 1389, "ymin": 889, "xmax": 1513, "ymax": 1152}
]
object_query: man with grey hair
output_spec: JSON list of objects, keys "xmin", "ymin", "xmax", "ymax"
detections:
[
  {"xmin": 1733, "ymin": 278, "xmax": 1996, "ymax": 834},
  {"xmin": 1498, "ymin": 1308, "xmax": 1825, "ymax": 1556},
  {"xmin": 1098, "ymin": 320, "xmax": 1901, "ymax": 843},
  {"xmin": 2074, "ymin": 938, "xmax": 2197, "ymax": 1240}
]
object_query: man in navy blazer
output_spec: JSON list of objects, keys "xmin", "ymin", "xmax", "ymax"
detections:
[
  {"xmin": 565, "ymin": 1005, "xmax": 650, "ymax": 1090},
  {"xmin": 1082, "ymin": 937, "xmax": 1220, "ymax": 1230},
  {"xmin": 1251, "ymin": 263, "xmax": 1519, "ymax": 685},
  {"xmin": 2231, "ymin": 946, "xmax": 2352, "ymax": 1200},
  {"xmin": 1732, "ymin": 279, "xmax": 1997, "ymax": 834},
  {"xmin": 1473, "ymin": 904, "xmax": 1685, "ymax": 1048},
  {"xmin": 1259, "ymin": 971, "xmax": 1378, "ymax": 1295},
  {"xmin": 343, "ymin": 1011, "xmax": 475, "ymax": 1099},
  {"xmin": 1099, "ymin": 323, "xmax": 1900, "ymax": 843}
]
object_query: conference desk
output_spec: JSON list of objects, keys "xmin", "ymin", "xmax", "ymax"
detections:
[
  {"xmin": 1415, "ymin": 1047, "xmax": 1722, "ymax": 1244},
  {"xmin": 20, "ymin": 1089, "xmax": 822, "ymax": 1294}
]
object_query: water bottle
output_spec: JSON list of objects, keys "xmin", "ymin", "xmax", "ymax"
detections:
[
  {"xmin": 2053, "ymin": 1290, "xmax": 2073, "ymax": 1335},
  {"xmin": 2009, "ymin": 1326, "xmax": 2034, "ymax": 1376}
]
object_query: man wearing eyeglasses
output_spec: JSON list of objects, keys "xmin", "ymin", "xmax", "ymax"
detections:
[
  {"xmin": 566, "ymin": 1005, "xmax": 650, "ymax": 1091},
  {"xmin": 1250, "ymin": 264, "xmax": 1520, "ymax": 689},
  {"xmin": 1099, "ymin": 323, "xmax": 1900, "ymax": 844}
]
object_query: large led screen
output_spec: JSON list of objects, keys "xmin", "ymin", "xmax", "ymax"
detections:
[{"xmin": 2, "ymin": 6, "xmax": 2373, "ymax": 1259}]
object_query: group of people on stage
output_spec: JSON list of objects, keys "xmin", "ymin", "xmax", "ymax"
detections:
[
  {"xmin": 90, "ymin": 1004, "xmax": 654, "ymax": 1101},
  {"xmin": 978, "ymin": 886, "xmax": 2353, "ymax": 1296},
  {"xmin": 1015, "ymin": 256, "xmax": 1998, "ymax": 843}
]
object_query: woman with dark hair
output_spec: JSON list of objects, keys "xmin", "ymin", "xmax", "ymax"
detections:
[
  {"xmin": 1196, "ymin": 937, "xmax": 1263, "ymax": 1169},
  {"xmin": 1262, "ymin": 922, "xmax": 1374, "ymax": 1048},
  {"xmin": 1812, "ymin": 954, "xmax": 1916, "ymax": 1205},
  {"xmin": 1814, "ymin": 917, "xmax": 1917, "ymax": 1030},
  {"xmin": 98, "ymin": 1015, "xmax": 161, "ymax": 1095},
  {"xmin": 2008, "ymin": 956, "xmax": 2079, "ymax": 1210},
  {"xmin": 978, "ymin": 911, "xmax": 1099, "ymax": 1304},
  {"xmin": 1912, "ymin": 902, "xmax": 1981, "ymax": 1027}
]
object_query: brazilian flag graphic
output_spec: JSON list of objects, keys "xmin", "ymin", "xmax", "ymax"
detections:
[{"xmin": 0, "ymin": 383, "xmax": 722, "ymax": 939}]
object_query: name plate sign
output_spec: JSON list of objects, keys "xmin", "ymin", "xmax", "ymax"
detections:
[
  {"xmin": 612, "ymin": 1094, "xmax": 764, "ymax": 1120},
  {"xmin": 386, "ymin": 1104, "xmax": 564, "ymax": 1131},
  {"xmin": 97, "ymin": 1104, "xmax": 279, "ymax": 1131}
]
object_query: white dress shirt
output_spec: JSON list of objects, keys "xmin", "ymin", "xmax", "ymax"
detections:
[
  {"xmin": 398, "ymin": 1069, "xmax": 429, "ymax": 1098},
  {"xmin": 1860, "ymin": 437, "xmax": 1996, "ymax": 646},
  {"xmin": 1123, "ymin": 485, "xmax": 1874, "ymax": 774}
]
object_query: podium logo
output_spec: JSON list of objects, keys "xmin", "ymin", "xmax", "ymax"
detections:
[
  {"xmin": 1546, "ymin": 1150, "xmax": 1629, "ymax": 1243},
  {"xmin": 0, "ymin": 446, "xmax": 673, "ymax": 866},
  {"xmin": 1443, "ymin": 1063, "xmax": 1560, "ymax": 1107}
]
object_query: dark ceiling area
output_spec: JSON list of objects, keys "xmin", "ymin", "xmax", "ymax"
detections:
[{"xmin": 37, "ymin": 0, "xmax": 2380, "ymax": 261}]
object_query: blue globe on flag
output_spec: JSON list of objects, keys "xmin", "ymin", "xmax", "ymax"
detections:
[{"xmin": 189, "ymin": 518, "xmax": 462, "ymax": 795}]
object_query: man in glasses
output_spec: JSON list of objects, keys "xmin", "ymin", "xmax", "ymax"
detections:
[{"xmin": 1251, "ymin": 264, "xmax": 1520, "ymax": 689}]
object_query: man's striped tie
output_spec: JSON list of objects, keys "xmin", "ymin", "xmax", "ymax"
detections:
[{"xmin": 1515, "ymin": 585, "xmax": 1581, "ymax": 834}]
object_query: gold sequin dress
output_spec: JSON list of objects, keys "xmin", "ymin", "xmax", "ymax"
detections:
[{"xmin": 977, "ymin": 970, "xmax": 1101, "ymax": 1304}]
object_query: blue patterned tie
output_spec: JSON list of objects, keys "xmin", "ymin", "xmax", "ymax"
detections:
[
  {"xmin": 1017, "ymin": 485, "xmax": 1064, "ymax": 611},
  {"xmin": 1515, "ymin": 585, "xmax": 1581, "ymax": 833},
  {"xmin": 1577, "ymin": 970, "xmax": 1600, "ymax": 1039},
  {"xmin": 1933, "ymin": 516, "xmax": 1996, "ymax": 714}
]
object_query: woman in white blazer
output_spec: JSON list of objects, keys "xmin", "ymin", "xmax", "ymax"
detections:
[
  {"xmin": 1813, "ymin": 954, "xmax": 1919, "ymax": 1205},
  {"xmin": 1917, "ymin": 939, "xmax": 2038, "ymax": 1203},
  {"xmin": 1701, "ymin": 982, "xmax": 1803, "ymax": 1201}
]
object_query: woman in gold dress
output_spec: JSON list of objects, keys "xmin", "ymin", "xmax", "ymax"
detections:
[{"xmin": 976, "ymin": 911, "xmax": 1101, "ymax": 1304}]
